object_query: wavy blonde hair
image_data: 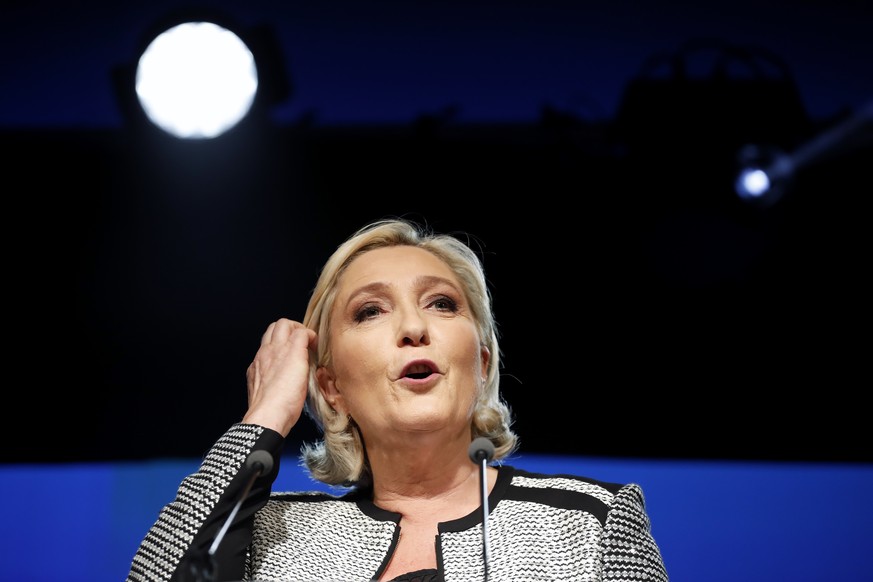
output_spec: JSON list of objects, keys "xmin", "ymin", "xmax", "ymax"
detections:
[{"xmin": 300, "ymin": 217, "xmax": 518, "ymax": 487}]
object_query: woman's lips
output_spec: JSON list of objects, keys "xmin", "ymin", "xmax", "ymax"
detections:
[{"xmin": 399, "ymin": 359, "xmax": 440, "ymax": 379}]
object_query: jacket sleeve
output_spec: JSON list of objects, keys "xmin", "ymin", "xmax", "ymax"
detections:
[
  {"xmin": 125, "ymin": 423, "xmax": 285, "ymax": 582},
  {"xmin": 601, "ymin": 482, "xmax": 669, "ymax": 581}
]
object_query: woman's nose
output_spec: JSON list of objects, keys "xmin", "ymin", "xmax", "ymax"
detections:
[
  {"xmin": 398, "ymin": 307, "xmax": 429, "ymax": 346},
  {"xmin": 402, "ymin": 331, "xmax": 428, "ymax": 346}
]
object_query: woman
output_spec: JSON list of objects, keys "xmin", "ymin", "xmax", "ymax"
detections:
[{"xmin": 126, "ymin": 218, "xmax": 669, "ymax": 582}]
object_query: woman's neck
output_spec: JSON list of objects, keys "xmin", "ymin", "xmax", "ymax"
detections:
[{"xmin": 371, "ymin": 462, "xmax": 497, "ymax": 522}]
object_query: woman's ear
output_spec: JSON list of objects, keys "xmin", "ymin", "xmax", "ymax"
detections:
[
  {"xmin": 480, "ymin": 345, "xmax": 490, "ymax": 384},
  {"xmin": 316, "ymin": 366, "xmax": 344, "ymax": 412}
]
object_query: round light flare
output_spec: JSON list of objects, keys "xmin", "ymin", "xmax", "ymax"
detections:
[
  {"xmin": 735, "ymin": 167, "xmax": 771, "ymax": 200},
  {"xmin": 135, "ymin": 21, "xmax": 258, "ymax": 139}
]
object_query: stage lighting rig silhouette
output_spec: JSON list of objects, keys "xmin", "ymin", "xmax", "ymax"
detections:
[
  {"xmin": 735, "ymin": 100, "xmax": 872, "ymax": 208},
  {"xmin": 113, "ymin": 9, "xmax": 290, "ymax": 140}
]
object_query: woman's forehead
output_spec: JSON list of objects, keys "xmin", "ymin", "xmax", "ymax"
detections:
[{"xmin": 340, "ymin": 246, "xmax": 456, "ymax": 286}]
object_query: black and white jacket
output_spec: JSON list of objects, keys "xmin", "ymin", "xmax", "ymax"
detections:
[{"xmin": 126, "ymin": 424, "xmax": 669, "ymax": 582}]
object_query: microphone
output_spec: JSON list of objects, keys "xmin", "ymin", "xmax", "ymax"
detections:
[
  {"xmin": 468, "ymin": 437, "xmax": 495, "ymax": 582},
  {"xmin": 242, "ymin": 449, "xmax": 274, "ymax": 476},
  {"xmin": 189, "ymin": 450, "xmax": 274, "ymax": 582}
]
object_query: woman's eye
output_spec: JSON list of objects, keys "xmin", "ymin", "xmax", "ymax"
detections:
[
  {"xmin": 353, "ymin": 305, "xmax": 382, "ymax": 322},
  {"xmin": 431, "ymin": 296, "xmax": 459, "ymax": 312}
]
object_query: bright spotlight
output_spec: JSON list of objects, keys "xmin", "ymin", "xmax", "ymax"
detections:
[
  {"xmin": 735, "ymin": 101, "xmax": 872, "ymax": 208},
  {"xmin": 135, "ymin": 21, "xmax": 258, "ymax": 139},
  {"xmin": 734, "ymin": 145, "xmax": 794, "ymax": 208},
  {"xmin": 113, "ymin": 11, "xmax": 290, "ymax": 141},
  {"xmin": 735, "ymin": 168, "xmax": 770, "ymax": 198}
]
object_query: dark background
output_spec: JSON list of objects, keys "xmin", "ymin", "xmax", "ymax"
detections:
[{"xmin": 3, "ymin": 1, "xmax": 871, "ymax": 464}]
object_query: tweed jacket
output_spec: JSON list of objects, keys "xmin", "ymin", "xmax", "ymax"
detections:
[{"xmin": 126, "ymin": 423, "xmax": 668, "ymax": 582}]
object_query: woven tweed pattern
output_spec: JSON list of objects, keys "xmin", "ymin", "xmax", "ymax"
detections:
[
  {"xmin": 127, "ymin": 440, "xmax": 668, "ymax": 582},
  {"xmin": 512, "ymin": 474, "xmax": 615, "ymax": 505},
  {"xmin": 247, "ymin": 494, "xmax": 396, "ymax": 582},
  {"xmin": 440, "ymin": 472, "xmax": 668, "ymax": 582},
  {"xmin": 601, "ymin": 483, "xmax": 669, "ymax": 582},
  {"xmin": 442, "ymin": 499, "xmax": 605, "ymax": 581},
  {"xmin": 126, "ymin": 424, "xmax": 264, "ymax": 582}
]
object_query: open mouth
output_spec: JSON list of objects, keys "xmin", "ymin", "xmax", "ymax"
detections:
[{"xmin": 402, "ymin": 362, "xmax": 436, "ymax": 380}]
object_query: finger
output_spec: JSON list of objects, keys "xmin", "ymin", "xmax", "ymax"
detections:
[
  {"xmin": 305, "ymin": 327, "xmax": 318, "ymax": 352},
  {"xmin": 261, "ymin": 321, "xmax": 277, "ymax": 344},
  {"xmin": 262, "ymin": 318, "xmax": 296, "ymax": 344},
  {"xmin": 288, "ymin": 326, "xmax": 318, "ymax": 354},
  {"xmin": 273, "ymin": 318, "xmax": 299, "ymax": 341}
]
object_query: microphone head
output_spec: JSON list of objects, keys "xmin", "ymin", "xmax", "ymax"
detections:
[
  {"xmin": 468, "ymin": 437, "xmax": 495, "ymax": 464},
  {"xmin": 246, "ymin": 450, "xmax": 274, "ymax": 474}
]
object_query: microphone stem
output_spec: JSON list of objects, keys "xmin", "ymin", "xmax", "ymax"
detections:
[
  {"xmin": 479, "ymin": 456, "xmax": 490, "ymax": 582},
  {"xmin": 208, "ymin": 463, "xmax": 263, "ymax": 557}
]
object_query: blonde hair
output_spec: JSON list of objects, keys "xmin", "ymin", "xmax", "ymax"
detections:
[{"xmin": 300, "ymin": 218, "xmax": 518, "ymax": 487}]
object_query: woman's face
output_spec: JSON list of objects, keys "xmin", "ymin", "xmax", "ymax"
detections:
[{"xmin": 317, "ymin": 245, "xmax": 489, "ymax": 445}]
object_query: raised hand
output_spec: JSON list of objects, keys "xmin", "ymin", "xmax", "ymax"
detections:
[{"xmin": 242, "ymin": 318, "xmax": 318, "ymax": 436}]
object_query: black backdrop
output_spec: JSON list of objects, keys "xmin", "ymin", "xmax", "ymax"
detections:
[
  {"xmin": 3, "ymin": 1, "xmax": 871, "ymax": 465},
  {"xmin": 6, "ymin": 97, "xmax": 870, "ymax": 464}
]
